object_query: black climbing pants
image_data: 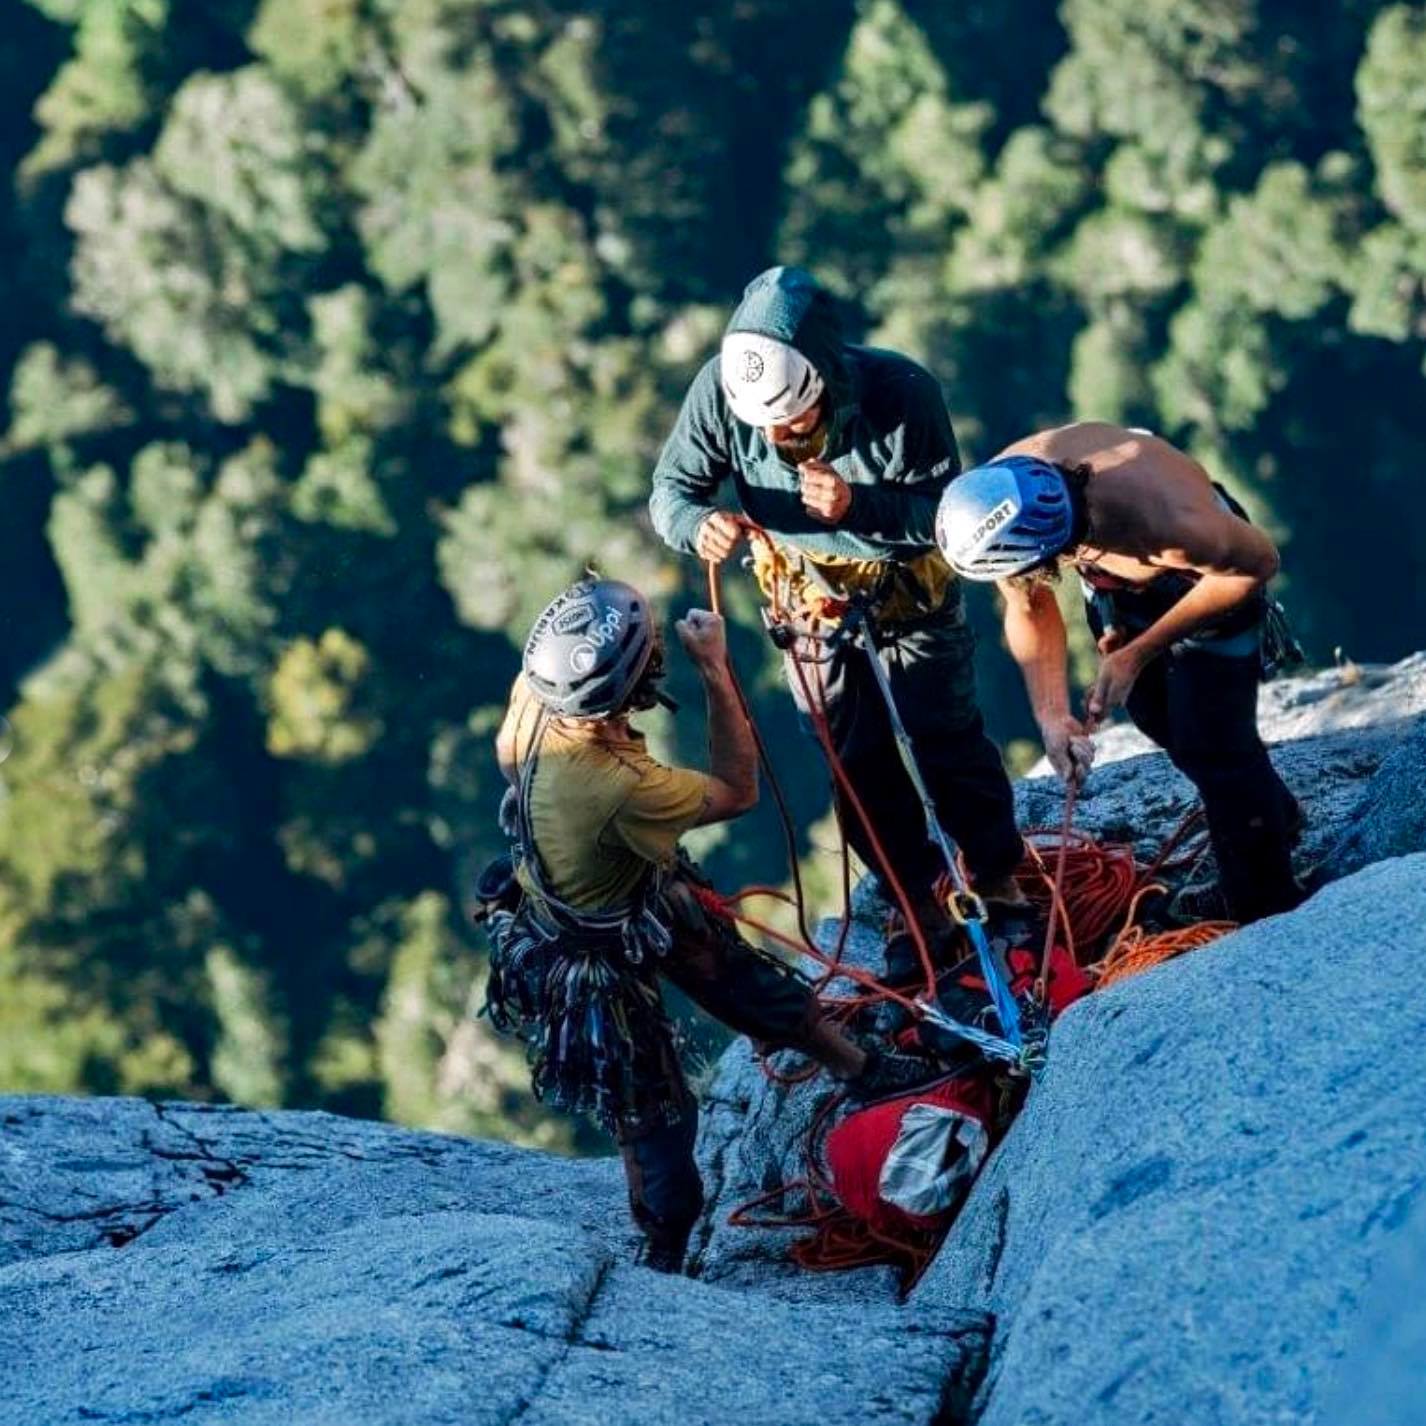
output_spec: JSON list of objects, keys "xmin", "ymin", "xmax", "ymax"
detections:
[
  {"xmin": 782, "ymin": 601, "xmax": 1023, "ymax": 896},
  {"xmin": 1124, "ymin": 648, "xmax": 1303, "ymax": 923},
  {"xmin": 616, "ymin": 881, "xmax": 827, "ymax": 1265}
]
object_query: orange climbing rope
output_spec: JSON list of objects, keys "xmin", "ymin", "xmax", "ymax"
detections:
[
  {"xmin": 1093, "ymin": 883, "xmax": 1237, "ymax": 988},
  {"xmin": 1017, "ymin": 821, "xmax": 1139, "ymax": 958},
  {"xmin": 704, "ymin": 522, "xmax": 1240, "ymax": 1285},
  {"xmin": 722, "ymin": 812, "xmax": 1237, "ymax": 1295}
]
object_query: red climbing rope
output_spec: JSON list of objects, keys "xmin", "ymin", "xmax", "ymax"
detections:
[
  {"xmin": 723, "ymin": 811, "xmax": 1237, "ymax": 1292},
  {"xmin": 705, "ymin": 523, "xmax": 1239, "ymax": 1286},
  {"xmin": 707, "ymin": 531, "xmax": 941, "ymax": 1006},
  {"xmin": 1034, "ymin": 783, "xmax": 1079, "ymax": 996},
  {"xmin": 707, "ymin": 554, "xmax": 839, "ymax": 958},
  {"xmin": 724, "ymin": 1089, "xmax": 946, "ymax": 1292},
  {"xmin": 690, "ymin": 883, "xmax": 926, "ymax": 1021}
]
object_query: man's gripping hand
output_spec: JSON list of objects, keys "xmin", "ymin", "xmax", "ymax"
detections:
[
  {"xmin": 1040, "ymin": 713, "xmax": 1096, "ymax": 790},
  {"xmin": 675, "ymin": 609, "xmax": 728, "ymax": 675},
  {"xmin": 1086, "ymin": 645, "xmax": 1148, "ymax": 723},
  {"xmin": 694, "ymin": 512, "xmax": 745, "ymax": 564}
]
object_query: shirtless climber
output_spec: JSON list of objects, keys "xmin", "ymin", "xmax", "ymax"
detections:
[
  {"xmin": 649, "ymin": 264, "xmax": 1027, "ymax": 952},
  {"xmin": 481, "ymin": 579, "xmax": 936, "ymax": 1273},
  {"xmin": 934, "ymin": 422, "xmax": 1306, "ymax": 924}
]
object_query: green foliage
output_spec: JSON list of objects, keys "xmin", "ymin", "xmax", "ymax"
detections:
[
  {"xmin": 23, "ymin": 0, "xmax": 166, "ymax": 178},
  {"xmin": 266, "ymin": 629, "xmax": 384, "ymax": 765},
  {"xmin": 248, "ymin": 0, "xmax": 366, "ymax": 99},
  {"xmin": 1350, "ymin": 7, "xmax": 1426, "ymax": 354},
  {"xmin": 66, "ymin": 67, "xmax": 330, "ymax": 422},
  {"xmin": 7, "ymin": 343, "xmax": 131, "ymax": 453},
  {"xmin": 206, "ymin": 941, "xmax": 287, "ymax": 1106},
  {"xmin": 1357, "ymin": 6, "xmax": 1426, "ymax": 231},
  {"xmin": 2, "ymin": 0, "xmax": 1425, "ymax": 1150}
]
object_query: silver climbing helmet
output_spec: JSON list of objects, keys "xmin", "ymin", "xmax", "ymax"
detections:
[
  {"xmin": 719, "ymin": 332, "xmax": 825, "ymax": 428},
  {"xmin": 522, "ymin": 579, "xmax": 658, "ymax": 718},
  {"xmin": 934, "ymin": 456, "xmax": 1077, "ymax": 581}
]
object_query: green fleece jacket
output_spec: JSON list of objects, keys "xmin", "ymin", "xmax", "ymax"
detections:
[{"xmin": 649, "ymin": 266, "xmax": 961, "ymax": 561}]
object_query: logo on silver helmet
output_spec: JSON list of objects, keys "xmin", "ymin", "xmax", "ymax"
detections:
[
  {"xmin": 955, "ymin": 497, "xmax": 1018, "ymax": 559},
  {"xmin": 566, "ymin": 607, "xmax": 624, "ymax": 677},
  {"xmin": 552, "ymin": 603, "xmax": 593, "ymax": 636},
  {"xmin": 741, "ymin": 349, "xmax": 765, "ymax": 383}
]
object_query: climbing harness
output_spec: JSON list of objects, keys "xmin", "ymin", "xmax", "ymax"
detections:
[
  {"xmin": 479, "ymin": 704, "xmax": 691, "ymax": 1133},
  {"xmin": 1260, "ymin": 597, "xmax": 1306, "ymax": 680}
]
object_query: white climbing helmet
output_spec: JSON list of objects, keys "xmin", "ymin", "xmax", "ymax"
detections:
[{"xmin": 719, "ymin": 332, "xmax": 825, "ymax": 428}]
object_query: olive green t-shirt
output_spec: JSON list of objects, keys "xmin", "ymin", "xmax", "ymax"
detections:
[{"xmin": 502, "ymin": 676, "xmax": 712, "ymax": 910}]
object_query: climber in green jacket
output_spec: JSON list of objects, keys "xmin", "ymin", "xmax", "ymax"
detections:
[{"xmin": 649, "ymin": 266, "xmax": 1027, "ymax": 951}]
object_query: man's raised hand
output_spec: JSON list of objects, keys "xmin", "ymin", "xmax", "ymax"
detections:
[
  {"xmin": 1086, "ymin": 645, "xmax": 1146, "ymax": 723},
  {"xmin": 799, "ymin": 459, "xmax": 852, "ymax": 524},
  {"xmin": 675, "ymin": 608, "xmax": 728, "ymax": 674}
]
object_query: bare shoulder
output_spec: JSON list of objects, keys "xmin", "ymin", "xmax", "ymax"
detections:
[{"xmin": 996, "ymin": 421, "xmax": 1150, "ymax": 468}]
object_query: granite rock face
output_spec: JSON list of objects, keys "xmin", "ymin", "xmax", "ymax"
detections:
[
  {"xmin": 914, "ymin": 855, "xmax": 1426, "ymax": 1426},
  {"xmin": 1029, "ymin": 652, "xmax": 1426, "ymax": 773},
  {"xmin": 0, "ymin": 1097, "xmax": 988, "ymax": 1426},
  {"xmin": 1321, "ymin": 1192, "xmax": 1426, "ymax": 1426},
  {"xmin": 693, "ymin": 662, "xmax": 1426, "ymax": 1424},
  {"xmin": 1319, "ymin": 719, "xmax": 1426, "ymax": 880}
]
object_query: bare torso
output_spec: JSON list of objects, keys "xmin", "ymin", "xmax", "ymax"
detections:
[{"xmin": 997, "ymin": 422, "xmax": 1231, "ymax": 588}]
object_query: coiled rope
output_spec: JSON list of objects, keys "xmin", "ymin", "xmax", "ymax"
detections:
[{"xmin": 697, "ymin": 524, "xmax": 1240, "ymax": 1286}]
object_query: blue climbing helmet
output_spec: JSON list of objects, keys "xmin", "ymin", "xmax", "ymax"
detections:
[{"xmin": 934, "ymin": 456, "xmax": 1077, "ymax": 581}]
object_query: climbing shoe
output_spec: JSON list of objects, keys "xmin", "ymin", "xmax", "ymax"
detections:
[
  {"xmin": 845, "ymin": 1044, "xmax": 945, "ymax": 1102},
  {"xmin": 984, "ymin": 899, "xmax": 1040, "ymax": 953},
  {"xmin": 885, "ymin": 912, "xmax": 962, "ymax": 979},
  {"xmin": 635, "ymin": 1237, "xmax": 689, "ymax": 1275},
  {"xmin": 857, "ymin": 993, "xmax": 913, "ymax": 1040},
  {"xmin": 1173, "ymin": 873, "xmax": 1310, "ymax": 926},
  {"xmin": 974, "ymin": 872, "xmax": 1031, "ymax": 910},
  {"xmin": 1166, "ymin": 878, "xmax": 1230, "ymax": 925}
]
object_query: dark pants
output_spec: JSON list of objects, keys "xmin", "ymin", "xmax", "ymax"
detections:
[
  {"xmin": 782, "ymin": 602, "xmax": 1023, "ymax": 896},
  {"xmin": 616, "ymin": 881, "xmax": 825, "ymax": 1263},
  {"xmin": 1124, "ymin": 648, "xmax": 1303, "ymax": 923}
]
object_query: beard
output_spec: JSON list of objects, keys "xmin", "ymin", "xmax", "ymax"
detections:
[{"xmin": 772, "ymin": 422, "xmax": 828, "ymax": 466}]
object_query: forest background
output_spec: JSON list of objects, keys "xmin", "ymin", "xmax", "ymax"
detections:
[{"xmin": 2, "ymin": 0, "xmax": 1424, "ymax": 1152}]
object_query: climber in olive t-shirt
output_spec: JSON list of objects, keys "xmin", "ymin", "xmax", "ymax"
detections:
[
  {"xmin": 501, "ymin": 675, "xmax": 712, "ymax": 910},
  {"xmin": 487, "ymin": 579, "xmax": 936, "ymax": 1273}
]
